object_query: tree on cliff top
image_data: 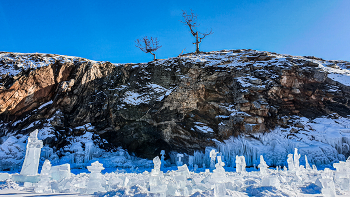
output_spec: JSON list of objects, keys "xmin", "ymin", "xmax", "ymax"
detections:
[
  {"xmin": 181, "ymin": 10, "xmax": 213, "ymax": 54},
  {"xmin": 135, "ymin": 36, "xmax": 162, "ymax": 61}
]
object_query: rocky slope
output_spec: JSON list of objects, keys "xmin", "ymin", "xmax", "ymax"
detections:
[{"xmin": 1, "ymin": 50, "xmax": 350, "ymax": 168}]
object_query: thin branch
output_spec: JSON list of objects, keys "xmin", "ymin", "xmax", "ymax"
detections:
[
  {"xmin": 181, "ymin": 9, "xmax": 213, "ymax": 53},
  {"xmin": 135, "ymin": 36, "xmax": 162, "ymax": 60},
  {"xmin": 198, "ymin": 28, "xmax": 213, "ymax": 43},
  {"xmin": 180, "ymin": 10, "xmax": 198, "ymax": 36}
]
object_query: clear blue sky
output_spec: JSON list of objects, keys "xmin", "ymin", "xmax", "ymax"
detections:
[{"xmin": 0, "ymin": 0, "xmax": 349, "ymax": 63}]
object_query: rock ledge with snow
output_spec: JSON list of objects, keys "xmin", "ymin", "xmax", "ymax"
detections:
[{"xmin": 0, "ymin": 49, "xmax": 350, "ymax": 169}]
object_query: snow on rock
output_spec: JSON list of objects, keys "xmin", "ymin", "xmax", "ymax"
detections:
[
  {"xmin": 194, "ymin": 122, "xmax": 214, "ymax": 133},
  {"xmin": 315, "ymin": 59, "xmax": 350, "ymax": 86},
  {"xmin": 0, "ymin": 135, "xmax": 27, "ymax": 171},
  {"xmin": 0, "ymin": 52, "xmax": 94, "ymax": 78},
  {"xmin": 1, "ymin": 50, "xmax": 350, "ymax": 185},
  {"xmin": 122, "ymin": 83, "xmax": 173, "ymax": 105},
  {"xmin": 123, "ymin": 91, "xmax": 152, "ymax": 105},
  {"xmin": 37, "ymin": 101, "xmax": 53, "ymax": 110}
]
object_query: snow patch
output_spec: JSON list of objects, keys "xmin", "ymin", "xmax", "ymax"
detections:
[
  {"xmin": 38, "ymin": 101, "xmax": 53, "ymax": 110},
  {"xmin": 194, "ymin": 122, "xmax": 214, "ymax": 133}
]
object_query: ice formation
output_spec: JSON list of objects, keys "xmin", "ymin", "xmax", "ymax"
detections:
[
  {"xmin": 213, "ymin": 156, "xmax": 225, "ymax": 178},
  {"xmin": 34, "ymin": 160, "xmax": 52, "ymax": 193},
  {"xmin": 287, "ymin": 154, "xmax": 295, "ymax": 171},
  {"xmin": 210, "ymin": 149, "xmax": 218, "ymax": 169},
  {"xmin": 170, "ymin": 164, "xmax": 190, "ymax": 196},
  {"xmin": 294, "ymin": 148, "xmax": 301, "ymax": 170},
  {"xmin": 194, "ymin": 164, "xmax": 198, "ymax": 172},
  {"xmin": 20, "ymin": 129, "xmax": 43, "ymax": 176},
  {"xmin": 317, "ymin": 168, "xmax": 337, "ymax": 197},
  {"xmin": 150, "ymin": 156, "xmax": 166, "ymax": 196},
  {"xmin": 3, "ymin": 129, "xmax": 350, "ymax": 196},
  {"xmin": 258, "ymin": 155, "xmax": 269, "ymax": 175},
  {"xmin": 176, "ymin": 153, "xmax": 184, "ymax": 166},
  {"xmin": 160, "ymin": 150, "xmax": 165, "ymax": 168},
  {"xmin": 333, "ymin": 158, "xmax": 350, "ymax": 191},
  {"xmin": 235, "ymin": 155, "xmax": 246, "ymax": 173},
  {"xmin": 0, "ymin": 173, "xmax": 11, "ymax": 182},
  {"xmin": 305, "ymin": 155, "xmax": 311, "ymax": 170},
  {"xmin": 51, "ymin": 164, "xmax": 71, "ymax": 181},
  {"xmin": 2, "ymin": 150, "xmax": 350, "ymax": 196},
  {"xmin": 86, "ymin": 161, "xmax": 106, "ymax": 194},
  {"xmin": 188, "ymin": 155, "xmax": 194, "ymax": 169},
  {"xmin": 212, "ymin": 156, "xmax": 227, "ymax": 197}
]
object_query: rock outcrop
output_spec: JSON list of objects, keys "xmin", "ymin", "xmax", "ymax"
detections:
[{"xmin": 1, "ymin": 50, "xmax": 350, "ymax": 159}]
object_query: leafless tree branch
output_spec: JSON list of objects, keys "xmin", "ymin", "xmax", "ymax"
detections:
[
  {"xmin": 135, "ymin": 36, "xmax": 162, "ymax": 60},
  {"xmin": 180, "ymin": 9, "xmax": 198, "ymax": 36},
  {"xmin": 199, "ymin": 28, "xmax": 213, "ymax": 43},
  {"xmin": 181, "ymin": 10, "xmax": 213, "ymax": 53}
]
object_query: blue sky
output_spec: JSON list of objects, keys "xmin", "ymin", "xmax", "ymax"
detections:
[{"xmin": 0, "ymin": 0, "xmax": 349, "ymax": 63}]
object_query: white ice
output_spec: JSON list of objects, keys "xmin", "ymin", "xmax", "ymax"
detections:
[
  {"xmin": 3, "ymin": 144, "xmax": 350, "ymax": 196},
  {"xmin": 86, "ymin": 161, "xmax": 106, "ymax": 194},
  {"xmin": 20, "ymin": 129, "xmax": 43, "ymax": 176}
]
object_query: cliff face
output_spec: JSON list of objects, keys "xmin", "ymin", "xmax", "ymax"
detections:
[{"xmin": 1, "ymin": 50, "xmax": 350, "ymax": 160}]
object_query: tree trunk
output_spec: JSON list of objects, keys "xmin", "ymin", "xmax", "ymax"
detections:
[
  {"xmin": 195, "ymin": 32, "xmax": 200, "ymax": 54},
  {"xmin": 150, "ymin": 52, "xmax": 156, "ymax": 60}
]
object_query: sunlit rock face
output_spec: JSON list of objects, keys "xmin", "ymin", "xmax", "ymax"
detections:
[{"xmin": 1, "ymin": 50, "xmax": 350, "ymax": 160}]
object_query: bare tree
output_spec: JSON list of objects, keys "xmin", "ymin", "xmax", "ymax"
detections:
[
  {"xmin": 135, "ymin": 36, "xmax": 162, "ymax": 60},
  {"xmin": 181, "ymin": 10, "xmax": 213, "ymax": 54}
]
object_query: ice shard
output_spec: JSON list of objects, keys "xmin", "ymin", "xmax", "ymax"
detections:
[
  {"xmin": 258, "ymin": 155, "xmax": 269, "ymax": 175},
  {"xmin": 189, "ymin": 155, "xmax": 194, "ymax": 170},
  {"xmin": 293, "ymin": 148, "xmax": 301, "ymax": 170},
  {"xmin": 20, "ymin": 129, "xmax": 43, "ymax": 176},
  {"xmin": 210, "ymin": 149, "xmax": 218, "ymax": 169},
  {"xmin": 176, "ymin": 153, "xmax": 184, "ymax": 166},
  {"xmin": 235, "ymin": 155, "xmax": 246, "ymax": 173},
  {"xmin": 305, "ymin": 155, "xmax": 311, "ymax": 170},
  {"xmin": 150, "ymin": 156, "xmax": 167, "ymax": 196},
  {"xmin": 160, "ymin": 150, "xmax": 165, "ymax": 168},
  {"xmin": 35, "ymin": 160, "xmax": 52, "ymax": 193},
  {"xmin": 287, "ymin": 154, "xmax": 294, "ymax": 171}
]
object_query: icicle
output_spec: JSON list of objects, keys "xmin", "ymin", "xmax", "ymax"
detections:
[
  {"xmin": 287, "ymin": 154, "xmax": 294, "ymax": 171},
  {"xmin": 160, "ymin": 150, "xmax": 165, "ymax": 168},
  {"xmin": 210, "ymin": 150, "xmax": 218, "ymax": 169},
  {"xmin": 176, "ymin": 153, "xmax": 184, "ymax": 166},
  {"xmin": 293, "ymin": 148, "xmax": 301, "ymax": 170},
  {"xmin": 305, "ymin": 155, "xmax": 311, "ymax": 170},
  {"xmin": 84, "ymin": 142, "xmax": 94, "ymax": 163},
  {"xmin": 188, "ymin": 156, "xmax": 194, "ymax": 169}
]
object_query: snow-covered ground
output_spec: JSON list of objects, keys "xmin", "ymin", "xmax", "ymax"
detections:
[
  {"xmin": 2, "ymin": 115, "xmax": 350, "ymax": 196},
  {"xmin": 1, "ymin": 151, "xmax": 350, "ymax": 196}
]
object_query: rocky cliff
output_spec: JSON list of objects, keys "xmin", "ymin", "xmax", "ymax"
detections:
[{"xmin": 1, "ymin": 50, "xmax": 350, "ymax": 165}]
